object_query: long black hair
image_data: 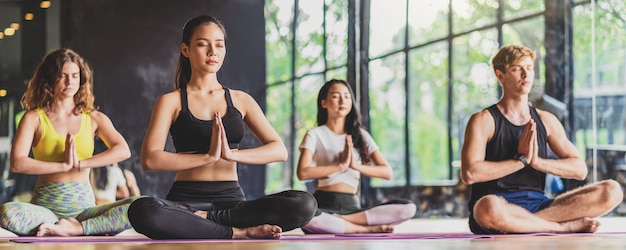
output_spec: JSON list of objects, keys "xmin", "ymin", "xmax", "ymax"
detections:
[
  {"xmin": 93, "ymin": 167, "xmax": 108, "ymax": 190},
  {"xmin": 317, "ymin": 79, "xmax": 370, "ymax": 164},
  {"xmin": 174, "ymin": 15, "xmax": 227, "ymax": 89}
]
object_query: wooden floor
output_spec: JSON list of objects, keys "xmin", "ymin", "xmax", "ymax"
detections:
[{"xmin": 1, "ymin": 217, "xmax": 626, "ymax": 249}]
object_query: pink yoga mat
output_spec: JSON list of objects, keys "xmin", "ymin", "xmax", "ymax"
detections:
[
  {"xmin": 13, "ymin": 232, "xmax": 626, "ymax": 243},
  {"xmin": 332, "ymin": 233, "xmax": 491, "ymax": 239},
  {"xmin": 10, "ymin": 233, "xmax": 490, "ymax": 244},
  {"xmin": 487, "ymin": 232, "xmax": 626, "ymax": 238}
]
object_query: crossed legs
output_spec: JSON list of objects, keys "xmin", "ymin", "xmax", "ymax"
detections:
[
  {"xmin": 36, "ymin": 218, "xmax": 83, "ymax": 236},
  {"xmin": 473, "ymin": 180, "xmax": 623, "ymax": 233},
  {"xmin": 303, "ymin": 211, "xmax": 394, "ymax": 234},
  {"xmin": 191, "ymin": 211, "xmax": 280, "ymax": 238},
  {"xmin": 302, "ymin": 200, "xmax": 416, "ymax": 234}
]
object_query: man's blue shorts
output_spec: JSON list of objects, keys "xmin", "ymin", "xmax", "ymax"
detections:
[{"xmin": 469, "ymin": 190, "xmax": 554, "ymax": 234}]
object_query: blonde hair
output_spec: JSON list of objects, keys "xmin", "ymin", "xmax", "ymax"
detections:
[
  {"xmin": 491, "ymin": 44, "xmax": 536, "ymax": 73},
  {"xmin": 21, "ymin": 48, "xmax": 96, "ymax": 114}
]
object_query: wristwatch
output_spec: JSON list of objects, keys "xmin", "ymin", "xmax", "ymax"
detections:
[{"xmin": 513, "ymin": 153, "xmax": 529, "ymax": 167}]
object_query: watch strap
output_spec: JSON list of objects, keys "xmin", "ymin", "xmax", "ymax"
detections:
[{"xmin": 514, "ymin": 153, "xmax": 528, "ymax": 167}]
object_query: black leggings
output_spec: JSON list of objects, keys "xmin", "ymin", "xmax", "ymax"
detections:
[
  {"xmin": 314, "ymin": 191, "xmax": 361, "ymax": 214},
  {"xmin": 314, "ymin": 190, "xmax": 413, "ymax": 215},
  {"xmin": 128, "ymin": 181, "xmax": 317, "ymax": 239}
]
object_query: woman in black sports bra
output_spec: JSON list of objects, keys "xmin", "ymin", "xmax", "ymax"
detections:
[{"xmin": 127, "ymin": 15, "xmax": 317, "ymax": 240}]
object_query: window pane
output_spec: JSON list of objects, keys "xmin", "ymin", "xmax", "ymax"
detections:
[
  {"xmin": 295, "ymin": 75, "xmax": 326, "ymax": 140},
  {"xmin": 573, "ymin": 3, "xmax": 594, "ymax": 155},
  {"xmin": 369, "ymin": 0, "xmax": 407, "ymax": 58},
  {"xmin": 504, "ymin": 0, "xmax": 544, "ymax": 20},
  {"xmin": 296, "ymin": 0, "xmax": 325, "ymax": 76},
  {"xmin": 408, "ymin": 0, "xmax": 449, "ymax": 46},
  {"xmin": 326, "ymin": 0, "xmax": 348, "ymax": 68},
  {"xmin": 451, "ymin": 30, "xmax": 499, "ymax": 164},
  {"xmin": 369, "ymin": 53, "xmax": 407, "ymax": 187},
  {"xmin": 294, "ymin": 75, "xmax": 326, "ymax": 190},
  {"xmin": 265, "ymin": 0, "xmax": 294, "ymax": 84},
  {"xmin": 326, "ymin": 66, "xmax": 347, "ymax": 81},
  {"xmin": 408, "ymin": 42, "xmax": 449, "ymax": 183},
  {"xmin": 265, "ymin": 82, "xmax": 294, "ymax": 194},
  {"xmin": 586, "ymin": 0, "xmax": 626, "ymax": 95},
  {"xmin": 573, "ymin": 1, "xmax": 626, "ymax": 182},
  {"xmin": 451, "ymin": 0, "xmax": 498, "ymax": 34}
]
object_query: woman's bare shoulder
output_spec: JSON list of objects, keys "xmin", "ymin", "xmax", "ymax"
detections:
[
  {"xmin": 88, "ymin": 110, "xmax": 112, "ymax": 123},
  {"xmin": 228, "ymin": 88, "xmax": 259, "ymax": 112},
  {"xmin": 21, "ymin": 109, "xmax": 40, "ymax": 119},
  {"xmin": 228, "ymin": 88, "xmax": 253, "ymax": 100},
  {"xmin": 158, "ymin": 89, "xmax": 182, "ymax": 102}
]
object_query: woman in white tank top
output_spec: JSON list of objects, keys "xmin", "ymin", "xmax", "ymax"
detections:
[{"xmin": 296, "ymin": 79, "xmax": 417, "ymax": 234}]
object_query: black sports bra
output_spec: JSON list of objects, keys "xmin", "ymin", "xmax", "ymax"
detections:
[{"xmin": 170, "ymin": 86, "xmax": 244, "ymax": 153}]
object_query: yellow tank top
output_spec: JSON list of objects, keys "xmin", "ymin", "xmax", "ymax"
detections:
[{"xmin": 32, "ymin": 108, "xmax": 94, "ymax": 162}]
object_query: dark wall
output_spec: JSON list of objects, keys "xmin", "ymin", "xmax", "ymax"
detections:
[
  {"xmin": 0, "ymin": 3, "xmax": 24, "ymax": 95},
  {"xmin": 62, "ymin": 0, "xmax": 267, "ymax": 199}
]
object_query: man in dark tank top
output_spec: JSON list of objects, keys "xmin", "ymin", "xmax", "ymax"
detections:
[{"xmin": 460, "ymin": 44, "xmax": 623, "ymax": 234}]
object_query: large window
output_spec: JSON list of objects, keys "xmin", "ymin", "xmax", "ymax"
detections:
[
  {"xmin": 408, "ymin": 42, "xmax": 450, "ymax": 183},
  {"xmin": 265, "ymin": 0, "xmax": 626, "ymax": 195},
  {"xmin": 367, "ymin": 0, "xmax": 545, "ymax": 186},
  {"xmin": 369, "ymin": 53, "xmax": 407, "ymax": 186},
  {"xmin": 572, "ymin": 0, "xmax": 626, "ymax": 183}
]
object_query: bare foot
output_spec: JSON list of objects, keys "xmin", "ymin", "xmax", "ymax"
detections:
[
  {"xmin": 560, "ymin": 217, "xmax": 601, "ymax": 233},
  {"xmin": 232, "ymin": 224, "xmax": 282, "ymax": 239},
  {"xmin": 346, "ymin": 224, "xmax": 394, "ymax": 234},
  {"xmin": 193, "ymin": 210, "xmax": 208, "ymax": 218},
  {"xmin": 36, "ymin": 218, "xmax": 84, "ymax": 236}
]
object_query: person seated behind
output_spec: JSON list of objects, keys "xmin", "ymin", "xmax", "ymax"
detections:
[
  {"xmin": 297, "ymin": 79, "xmax": 417, "ymax": 234},
  {"xmin": 461, "ymin": 44, "xmax": 623, "ymax": 234},
  {"xmin": 92, "ymin": 163, "xmax": 130, "ymax": 205},
  {"xmin": 121, "ymin": 167, "xmax": 140, "ymax": 198},
  {"xmin": 91, "ymin": 137, "xmax": 140, "ymax": 204}
]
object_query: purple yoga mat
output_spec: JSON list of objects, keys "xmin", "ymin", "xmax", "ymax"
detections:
[
  {"xmin": 11, "ymin": 235, "xmax": 149, "ymax": 244},
  {"xmin": 488, "ymin": 232, "xmax": 626, "ymax": 238},
  {"xmin": 14, "ymin": 232, "xmax": 626, "ymax": 244},
  {"xmin": 10, "ymin": 233, "xmax": 490, "ymax": 244},
  {"xmin": 10, "ymin": 232, "xmax": 626, "ymax": 244},
  {"xmin": 332, "ymin": 233, "xmax": 491, "ymax": 239}
]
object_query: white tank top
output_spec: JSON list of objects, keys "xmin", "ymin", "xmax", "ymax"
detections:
[{"xmin": 298, "ymin": 125, "xmax": 379, "ymax": 188}]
